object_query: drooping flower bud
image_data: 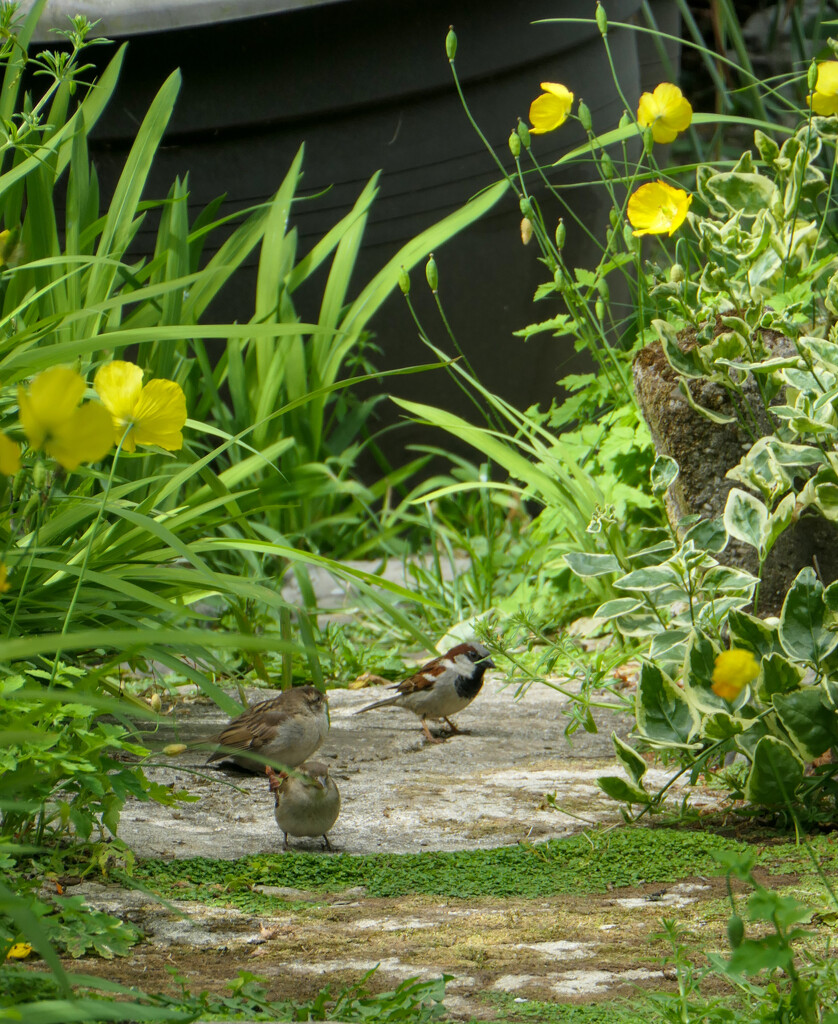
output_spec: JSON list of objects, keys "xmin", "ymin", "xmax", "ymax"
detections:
[
  {"xmin": 520, "ymin": 218, "xmax": 533, "ymax": 245},
  {"xmin": 601, "ymin": 151, "xmax": 615, "ymax": 179},
  {"xmin": 609, "ymin": 207, "xmax": 620, "ymax": 228},
  {"xmin": 595, "ymin": 298, "xmax": 606, "ymax": 320},
  {"xmin": 596, "ymin": 3, "xmax": 608, "ymax": 36},
  {"xmin": 425, "ymin": 254, "xmax": 438, "ymax": 292},
  {"xmin": 32, "ymin": 460, "xmax": 47, "ymax": 490},
  {"xmin": 597, "ymin": 277, "xmax": 610, "ymax": 302},
  {"xmin": 555, "ymin": 219, "xmax": 566, "ymax": 250},
  {"xmin": 163, "ymin": 743, "xmax": 188, "ymax": 756},
  {"xmin": 149, "ymin": 693, "xmax": 162, "ymax": 713},
  {"xmin": 670, "ymin": 262, "xmax": 686, "ymax": 283},
  {"xmin": 517, "ymin": 119, "xmax": 531, "ymax": 150},
  {"xmin": 619, "ymin": 111, "xmax": 632, "ymax": 130},
  {"xmin": 578, "ymin": 99, "xmax": 592, "ymax": 132},
  {"xmin": 519, "ymin": 196, "xmax": 534, "ymax": 220},
  {"xmin": 508, "ymin": 129, "xmax": 521, "ymax": 159},
  {"xmin": 642, "ymin": 125, "xmax": 655, "ymax": 156},
  {"xmin": 398, "ymin": 266, "xmax": 410, "ymax": 295},
  {"xmin": 445, "ymin": 26, "xmax": 457, "ymax": 61},
  {"xmin": 808, "ymin": 59, "xmax": 818, "ymax": 92}
]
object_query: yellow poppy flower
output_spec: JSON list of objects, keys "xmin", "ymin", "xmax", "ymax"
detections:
[
  {"xmin": 94, "ymin": 360, "xmax": 187, "ymax": 453},
  {"xmin": 5, "ymin": 942, "xmax": 31, "ymax": 959},
  {"xmin": 627, "ymin": 180, "xmax": 692, "ymax": 237},
  {"xmin": 0, "ymin": 432, "xmax": 20, "ymax": 475},
  {"xmin": 18, "ymin": 367, "xmax": 113, "ymax": 471},
  {"xmin": 711, "ymin": 649, "xmax": 760, "ymax": 701},
  {"xmin": 0, "ymin": 229, "xmax": 10, "ymax": 267},
  {"xmin": 808, "ymin": 61, "xmax": 838, "ymax": 116},
  {"xmin": 0, "ymin": 564, "xmax": 10, "ymax": 594},
  {"xmin": 637, "ymin": 83, "xmax": 693, "ymax": 144},
  {"xmin": 529, "ymin": 82, "xmax": 574, "ymax": 134}
]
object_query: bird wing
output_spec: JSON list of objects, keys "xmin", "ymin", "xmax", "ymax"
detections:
[
  {"xmin": 205, "ymin": 696, "xmax": 289, "ymax": 762},
  {"xmin": 355, "ymin": 661, "xmax": 449, "ymax": 713}
]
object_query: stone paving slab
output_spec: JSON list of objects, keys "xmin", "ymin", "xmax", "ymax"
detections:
[{"xmin": 123, "ymin": 675, "xmax": 650, "ymax": 858}]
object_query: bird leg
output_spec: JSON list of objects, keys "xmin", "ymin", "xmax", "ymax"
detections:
[
  {"xmin": 282, "ymin": 832, "xmax": 289, "ymax": 852},
  {"xmin": 442, "ymin": 716, "xmax": 462, "ymax": 734},
  {"xmin": 421, "ymin": 719, "xmax": 444, "ymax": 744},
  {"xmin": 322, "ymin": 834, "xmax": 333, "ymax": 851}
]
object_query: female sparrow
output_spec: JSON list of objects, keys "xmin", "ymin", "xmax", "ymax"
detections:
[
  {"xmin": 355, "ymin": 641, "xmax": 494, "ymax": 743},
  {"xmin": 266, "ymin": 762, "xmax": 341, "ymax": 851},
  {"xmin": 204, "ymin": 684, "xmax": 329, "ymax": 772}
]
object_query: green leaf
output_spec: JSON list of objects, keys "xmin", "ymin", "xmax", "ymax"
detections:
[
  {"xmin": 611, "ymin": 733, "xmax": 647, "ymax": 785},
  {"xmin": 650, "ymin": 456, "xmax": 679, "ymax": 496},
  {"xmin": 678, "ymin": 379, "xmax": 738, "ymax": 424},
  {"xmin": 614, "ymin": 564, "xmax": 682, "ymax": 592},
  {"xmin": 779, "ymin": 567, "xmax": 838, "ymax": 665},
  {"xmin": 723, "ymin": 488, "xmax": 768, "ymax": 555},
  {"xmin": 596, "ymin": 775, "xmax": 651, "ymax": 806},
  {"xmin": 593, "ymin": 598, "xmax": 643, "ymax": 620},
  {"xmin": 682, "ymin": 517, "xmax": 727, "ymax": 553},
  {"xmin": 728, "ymin": 608, "xmax": 780, "ymax": 658},
  {"xmin": 773, "ymin": 687, "xmax": 838, "ymax": 760},
  {"xmin": 682, "ymin": 630, "xmax": 728, "ymax": 714},
  {"xmin": 704, "ymin": 168, "xmax": 778, "ymax": 216},
  {"xmin": 564, "ymin": 552, "xmax": 622, "ymax": 577},
  {"xmin": 756, "ymin": 652, "xmax": 804, "ymax": 700},
  {"xmin": 636, "ymin": 662, "xmax": 697, "ymax": 746},
  {"xmin": 743, "ymin": 736, "xmax": 804, "ymax": 805}
]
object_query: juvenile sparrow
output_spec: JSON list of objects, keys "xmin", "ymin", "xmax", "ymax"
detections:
[
  {"xmin": 266, "ymin": 762, "xmax": 341, "ymax": 851},
  {"xmin": 204, "ymin": 684, "xmax": 329, "ymax": 772},
  {"xmin": 355, "ymin": 641, "xmax": 494, "ymax": 743}
]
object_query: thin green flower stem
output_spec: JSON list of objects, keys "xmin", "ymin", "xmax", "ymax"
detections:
[
  {"xmin": 598, "ymin": 32, "xmax": 634, "ymax": 130},
  {"xmin": 782, "ymin": 116, "xmax": 815, "ymax": 294},
  {"xmin": 447, "ymin": 56, "xmax": 521, "ymax": 200},
  {"xmin": 5, "ymin": 472, "xmax": 59, "ymax": 640},
  {"xmin": 522, "ymin": 152, "xmax": 632, "ymax": 398},
  {"xmin": 715, "ymin": 0, "xmax": 769, "ymax": 124},
  {"xmin": 50, "ymin": 429, "xmax": 130, "ymax": 685},
  {"xmin": 812, "ymin": 141, "xmax": 838, "ymax": 258},
  {"xmin": 401, "ymin": 292, "xmax": 500, "ymax": 433}
]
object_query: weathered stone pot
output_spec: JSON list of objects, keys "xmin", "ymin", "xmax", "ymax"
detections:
[{"xmin": 26, "ymin": 0, "xmax": 651, "ymax": 462}]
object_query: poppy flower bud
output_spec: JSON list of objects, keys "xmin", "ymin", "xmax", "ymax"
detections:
[
  {"xmin": 596, "ymin": 2, "xmax": 608, "ymax": 36},
  {"xmin": 32, "ymin": 460, "xmax": 47, "ymax": 490},
  {"xmin": 445, "ymin": 26, "xmax": 457, "ymax": 61},
  {"xmin": 601, "ymin": 151, "xmax": 615, "ymax": 179},
  {"xmin": 516, "ymin": 119, "xmax": 531, "ymax": 149},
  {"xmin": 609, "ymin": 207, "xmax": 620, "ymax": 228},
  {"xmin": 508, "ymin": 129, "xmax": 521, "ymax": 159},
  {"xmin": 578, "ymin": 100, "xmax": 592, "ymax": 132},
  {"xmin": 595, "ymin": 298, "xmax": 606, "ymax": 320},
  {"xmin": 619, "ymin": 112, "xmax": 632, "ymax": 130},
  {"xmin": 642, "ymin": 125, "xmax": 654, "ymax": 155},
  {"xmin": 520, "ymin": 218, "xmax": 533, "ymax": 245},
  {"xmin": 398, "ymin": 267, "xmax": 410, "ymax": 295},
  {"xmin": 163, "ymin": 743, "xmax": 187, "ymax": 756},
  {"xmin": 597, "ymin": 277, "xmax": 610, "ymax": 302},
  {"xmin": 519, "ymin": 197, "xmax": 534, "ymax": 220},
  {"xmin": 149, "ymin": 693, "xmax": 162, "ymax": 712},
  {"xmin": 727, "ymin": 914, "xmax": 744, "ymax": 949},
  {"xmin": 670, "ymin": 263, "xmax": 685, "ymax": 283},
  {"xmin": 425, "ymin": 254, "xmax": 438, "ymax": 292},
  {"xmin": 808, "ymin": 60, "xmax": 818, "ymax": 92},
  {"xmin": 623, "ymin": 223, "xmax": 636, "ymax": 249},
  {"xmin": 12, "ymin": 470, "xmax": 25, "ymax": 500},
  {"xmin": 555, "ymin": 219, "xmax": 566, "ymax": 250}
]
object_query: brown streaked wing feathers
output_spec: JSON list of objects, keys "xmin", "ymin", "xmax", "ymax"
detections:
[
  {"xmin": 392, "ymin": 660, "xmax": 447, "ymax": 696},
  {"xmin": 205, "ymin": 696, "xmax": 292, "ymax": 763}
]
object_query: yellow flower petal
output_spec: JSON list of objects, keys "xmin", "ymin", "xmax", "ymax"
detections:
[
  {"xmin": 627, "ymin": 180, "xmax": 692, "ymax": 237},
  {"xmin": 808, "ymin": 64, "xmax": 838, "ymax": 115},
  {"xmin": 637, "ymin": 82, "xmax": 693, "ymax": 144},
  {"xmin": 130, "ymin": 378, "xmax": 187, "ymax": 451},
  {"xmin": 711, "ymin": 649, "xmax": 760, "ymax": 701},
  {"xmin": 0, "ymin": 432, "xmax": 20, "ymax": 475},
  {"xmin": 19, "ymin": 367, "xmax": 86, "ymax": 450},
  {"xmin": 44, "ymin": 401, "xmax": 114, "ymax": 470},
  {"xmin": 529, "ymin": 82, "xmax": 574, "ymax": 134},
  {"xmin": 94, "ymin": 360, "xmax": 144, "ymax": 433}
]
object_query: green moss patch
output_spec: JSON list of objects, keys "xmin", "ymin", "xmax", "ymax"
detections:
[{"xmin": 137, "ymin": 827, "xmax": 747, "ymax": 901}]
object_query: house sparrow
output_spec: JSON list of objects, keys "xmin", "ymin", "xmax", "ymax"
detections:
[
  {"xmin": 203, "ymin": 684, "xmax": 329, "ymax": 772},
  {"xmin": 266, "ymin": 762, "xmax": 341, "ymax": 851},
  {"xmin": 355, "ymin": 641, "xmax": 494, "ymax": 743}
]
